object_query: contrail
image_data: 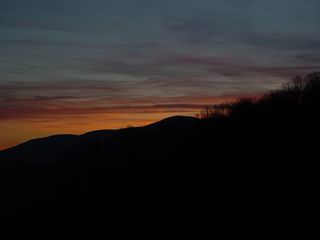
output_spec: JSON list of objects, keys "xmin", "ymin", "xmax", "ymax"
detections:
[
  {"xmin": 0, "ymin": 68, "xmax": 20, "ymax": 74},
  {"xmin": 0, "ymin": 59, "xmax": 44, "ymax": 70}
]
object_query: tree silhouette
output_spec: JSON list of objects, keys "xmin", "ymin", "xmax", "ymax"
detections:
[{"xmin": 200, "ymin": 72, "xmax": 320, "ymax": 120}]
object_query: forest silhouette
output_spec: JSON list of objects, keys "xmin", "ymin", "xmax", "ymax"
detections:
[
  {"xmin": 0, "ymin": 72, "xmax": 319, "ymax": 218},
  {"xmin": 199, "ymin": 72, "xmax": 320, "ymax": 120}
]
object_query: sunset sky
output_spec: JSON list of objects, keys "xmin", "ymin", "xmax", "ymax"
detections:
[{"xmin": 1, "ymin": 0, "xmax": 320, "ymax": 149}]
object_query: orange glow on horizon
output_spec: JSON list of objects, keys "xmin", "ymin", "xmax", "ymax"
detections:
[
  {"xmin": 0, "ymin": 93, "xmax": 261, "ymax": 150},
  {"xmin": 0, "ymin": 111, "xmax": 196, "ymax": 150}
]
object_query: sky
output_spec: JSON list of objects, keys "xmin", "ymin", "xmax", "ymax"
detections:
[{"xmin": 1, "ymin": 0, "xmax": 320, "ymax": 149}]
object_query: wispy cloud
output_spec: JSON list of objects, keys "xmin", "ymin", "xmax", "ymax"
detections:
[{"xmin": 0, "ymin": 79, "xmax": 254, "ymax": 121}]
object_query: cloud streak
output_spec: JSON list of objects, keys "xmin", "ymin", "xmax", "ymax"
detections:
[{"xmin": 0, "ymin": 92, "xmax": 251, "ymax": 120}]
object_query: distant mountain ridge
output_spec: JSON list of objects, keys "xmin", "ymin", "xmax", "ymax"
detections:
[{"xmin": 0, "ymin": 116, "xmax": 200, "ymax": 166}]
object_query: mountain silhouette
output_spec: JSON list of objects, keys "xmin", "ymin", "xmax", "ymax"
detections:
[
  {"xmin": 1, "ymin": 72, "xmax": 319, "ymax": 218},
  {"xmin": 0, "ymin": 116, "xmax": 200, "ymax": 166}
]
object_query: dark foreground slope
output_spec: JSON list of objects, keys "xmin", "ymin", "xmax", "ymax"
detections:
[
  {"xmin": 0, "ymin": 73, "xmax": 319, "ymax": 218},
  {"xmin": 0, "ymin": 116, "xmax": 207, "ymax": 217}
]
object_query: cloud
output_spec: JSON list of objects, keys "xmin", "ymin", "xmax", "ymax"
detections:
[
  {"xmin": 89, "ymin": 51, "xmax": 317, "ymax": 85},
  {"xmin": 0, "ymin": 59, "xmax": 45, "ymax": 70},
  {"xmin": 0, "ymin": 86, "xmax": 254, "ymax": 121},
  {"xmin": 296, "ymin": 54, "xmax": 320, "ymax": 63}
]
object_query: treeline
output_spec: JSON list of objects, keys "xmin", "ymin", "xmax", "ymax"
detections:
[{"xmin": 199, "ymin": 72, "xmax": 320, "ymax": 120}]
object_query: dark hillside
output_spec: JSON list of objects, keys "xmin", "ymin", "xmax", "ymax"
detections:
[{"xmin": 0, "ymin": 72, "xmax": 319, "ymax": 218}]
